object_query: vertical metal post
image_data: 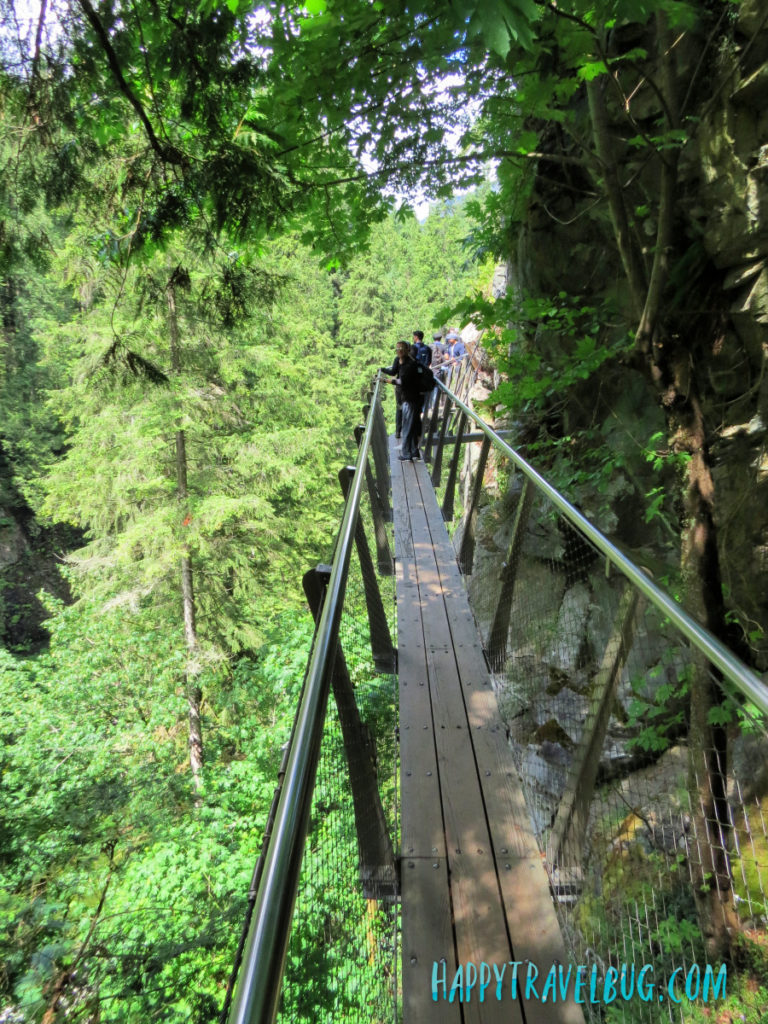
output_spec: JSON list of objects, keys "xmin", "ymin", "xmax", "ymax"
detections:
[
  {"xmin": 354, "ymin": 425, "xmax": 393, "ymax": 575},
  {"xmin": 454, "ymin": 358, "xmax": 469, "ymax": 402},
  {"xmin": 447, "ymin": 361, "xmax": 467, "ymax": 431},
  {"xmin": 457, "ymin": 435, "xmax": 492, "ymax": 575},
  {"xmin": 431, "ymin": 393, "xmax": 453, "ymax": 489},
  {"xmin": 338, "ymin": 466, "xmax": 396, "ymax": 673},
  {"xmin": 487, "ymin": 477, "xmax": 534, "ymax": 671},
  {"xmin": 303, "ymin": 567, "xmax": 398, "ymax": 900},
  {"xmin": 441, "ymin": 410, "xmax": 467, "ymax": 521}
]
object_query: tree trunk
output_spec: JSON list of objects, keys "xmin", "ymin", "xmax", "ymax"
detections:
[
  {"xmin": 585, "ymin": 76, "xmax": 647, "ymax": 320},
  {"xmin": 671, "ymin": 377, "xmax": 741, "ymax": 959},
  {"xmin": 636, "ymin": 14, "xmax": 682, "ymax": 364},
  {"xmin": 167, "ymin": 271, "xmax": 203, "ymax": 793},
  {"xmin": 589, "ymin": 16, "xmax": 740, "ymax": 957}
]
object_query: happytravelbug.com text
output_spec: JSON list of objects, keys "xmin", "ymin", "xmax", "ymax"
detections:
[{"xmin": 432, "ymin": 960, "xmax": 727, "ymax": 1006}]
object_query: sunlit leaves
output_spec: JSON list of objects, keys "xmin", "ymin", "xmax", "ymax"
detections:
[{"xmin": 577, "ymin": 59, "xmax": 609, "ymax": 81}]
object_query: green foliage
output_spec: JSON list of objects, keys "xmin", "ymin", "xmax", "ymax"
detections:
[
  {"xmin": 447, "ymin": 286, "xmax": 633, "ymax": 416},
  {"xmin": 0, "ymin": 594, "xmax": 312, "ymax": 1021},
  {"xmin": 626, "ymin": 655, "xmax": 689, "ymax": 753},
  {"xmin": 0, "ymin": 168, "xmax": 477, "ymax": 1016},
  {"xmin": 651, "ymin": 913, "xmax": 701, "ymax": 954},
  {"xmin": 679, "ymin": 930, "xmax": 768, "ymax": 1024},
  {"xmin": 579, "ymin": 835, "xmax": 707, "ymax": 1024},
  {"xmin": 336, "ymin": 202, "xmax": 485, "ymax": 364}
]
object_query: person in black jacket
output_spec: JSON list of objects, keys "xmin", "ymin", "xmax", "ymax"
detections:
[
  {"xmin": 393, "ymin": 348, "xmax": 424, "ymax": 461},
  {"xmin": 380, "ymin": 340, "xmax": 410, "ymax": 439}
]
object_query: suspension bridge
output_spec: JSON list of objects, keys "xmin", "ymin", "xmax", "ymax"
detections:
[{"xmin": 223, "ymin": 357, "xmax": 768, "ymax": 1024}]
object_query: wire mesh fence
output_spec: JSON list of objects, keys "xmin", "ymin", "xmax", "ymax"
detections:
[
  {"xmin": 227, "ymin": 385, "xmax": 397, "ymax": 1024},
  {"xmin": 276, "ymin": 457, "xmax": 399, "ymax": 1024},
  {"xmin": 426, "ymin": 381, "xmax": 768, "ymax": 1023}
]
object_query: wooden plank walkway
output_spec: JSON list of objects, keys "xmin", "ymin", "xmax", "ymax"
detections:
[{"xmin": 391, "ymin": 437, "xmax": 585, "ymax": 1024}]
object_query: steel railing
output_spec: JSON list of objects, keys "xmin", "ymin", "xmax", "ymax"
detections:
[
  {"xmin": 226, "ymin": 375, "xmax": 398, "ymax": 1024},
  {"xmin": 424, "ymin": 371, "xmax": 768, "ymax": 1023},
  {"xmin": 429, "ymin": 378, "xmax": 768, "ymax": 716}
]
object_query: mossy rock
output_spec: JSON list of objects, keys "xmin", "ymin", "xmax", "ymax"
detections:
[{"xmin": 731, "ymin": 793, "xmax": 768, "ymax": 922}]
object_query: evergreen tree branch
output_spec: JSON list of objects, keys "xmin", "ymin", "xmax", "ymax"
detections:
[
  {"xmin": 75, "ymin": 0, "xmax": 184, "ymax": 165},
  {"xmin": 130, "ymin": 0, "xmax": 171, "ymax": 150}
]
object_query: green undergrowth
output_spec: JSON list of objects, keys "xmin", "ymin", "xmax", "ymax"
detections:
[{"xmin": 0, "ymin": 594, "xmax": 310, "ymax": 1022}]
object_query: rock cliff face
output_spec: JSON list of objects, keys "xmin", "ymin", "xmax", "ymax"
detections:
[
  {"xmin": 443, "ymin": 6, "xmax": 768, "ymax": 872},
  {"xmin": 487, "ymin": 1, "xmax": 768, "ymax": 671},
  {"xmin": 0, "ymin": 443, "xmax": 73, "ymax": 650}
]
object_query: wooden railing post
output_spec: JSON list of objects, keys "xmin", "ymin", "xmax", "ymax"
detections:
[
  {"xmin": 546, "ymin": 586, "xmax": 643, "ymax": 870},
  {"xmin": 486, "ymin": 477, "xmax": 534, "ymax": 671},
  {"xmin": 431, "ymin": 394, "xmax": 453, "ymax": 489},
  {"xmin": 461, "ymin": 366, "xmax": 479, "ymax": 405},
  {"xmin": 457, "ymin": 435, "xmax": 491, "ymax": 575},
  {"xmin": 441, "ymin": 410, "xmax": 467, "ymax": 521},
  {"xmin": 422, "ymin": 386, "xmax": 442, "ymax": 465},
  {"xmin": 369, "ymin": 399, "xmax": 392, "ymax": 523},
  {"xmin": 339, "ymin": 466, "xmax": 396, "ymax": 673},
  {"xmin": 447, "ymin": 360, "xmax": 467, "ymax": 431},
  {"xmin": 303, "ymin": 566, "xmax": 398, "ymax": 900},
  {"xmin": 354, "ymin": 425, "xmax": 393, "ymax": 576}
]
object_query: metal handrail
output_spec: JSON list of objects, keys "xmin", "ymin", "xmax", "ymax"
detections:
[
  {"xmin": 435, "ymin": 381, "xmax": 768, "ymax": 718},
  {"xmin": 227, "ymin": 376, "xmax": 384, "ymax": 1024}
]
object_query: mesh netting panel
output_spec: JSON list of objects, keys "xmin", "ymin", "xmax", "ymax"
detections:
[
  {"xmin": 276, "ymin": 430, "xmax": 399, "ymax": 1024},
  {"xmin": 424, "ymin": 391, "xmax": 768, "ymax": 1023}
]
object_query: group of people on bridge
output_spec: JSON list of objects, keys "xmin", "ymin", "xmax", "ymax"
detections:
[{"xmin": 381, "ymin": 329, "xmax": 467, "ymax": 462}]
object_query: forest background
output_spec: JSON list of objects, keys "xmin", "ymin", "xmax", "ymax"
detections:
[{"xmin": 2, "ymin": 0, "xmax": 768, "ymax": 1021}]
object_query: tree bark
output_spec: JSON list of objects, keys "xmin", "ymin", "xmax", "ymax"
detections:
[
  {"xmin": 636, "ymin": 15, "xmax": 682, "ymax": 364},
  {"xmin": 588, "ymin": 16, "xmax": 740, "ymax": 958},
  {"xmin": 167, "ymin": 271, "xmax": 203, "ymax": 793},
  {"xmin": 585, "ymin": 76, "xmax": 647, "ymax": 320},
  {"xmin": 673, "ymin": 383, "xmax": 741, "ymax": 959}
]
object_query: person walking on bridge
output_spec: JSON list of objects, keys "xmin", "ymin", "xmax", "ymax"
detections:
[
  {"xmin": 384, "ymin": 341, "xmax": 422, "ymax": 461},
  {"xmin": 381, "ymin": 340, "xmax": 409, "ymax": 439}
]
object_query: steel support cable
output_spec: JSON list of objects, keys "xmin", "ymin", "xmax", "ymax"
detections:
[
  {"xmin": 436, "ymin": 381, "xmax": 768, "ymax": 717},
  {"xmin": 227, "ymin": 376, "xmax": 385, "ymax": 1024}
]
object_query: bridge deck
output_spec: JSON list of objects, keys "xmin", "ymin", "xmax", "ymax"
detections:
[{"xmin": 391, "ymin": 438, "xmax": 584, "ymax": 1024}]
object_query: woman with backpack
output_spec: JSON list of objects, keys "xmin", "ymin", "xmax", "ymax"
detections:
[
  {"xmin": 381, "ymin": 339, "xmax": 410, "ymax": 439},
  {"xmin": 382, "ymin": 340, "xmax": 423, "ymax": 460}
]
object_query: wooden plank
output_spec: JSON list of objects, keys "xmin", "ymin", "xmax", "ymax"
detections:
[
  {"xmin": 400, "ymin": 857, "xmax": 461, "ymax": 1024},
  {"xmin": 397, "ymin": 620, "xmax": 445, "ymax": 858},
  {"xmin": 392, "ymin": 446, "xmax": 445, "ymax": 860},
  {"xmin": 392, "ymin": 441, "xmax": 458, "ymax": 1024},
  {"xmin": 412, "ymin": 459, "xmax": 585, "ymax": 1024},
  {"xmin": 404, "ymin": 468, "xmax": 524, "ymax": 1024}
]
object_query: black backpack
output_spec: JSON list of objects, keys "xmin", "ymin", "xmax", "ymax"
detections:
[
  {"xmin": 415, "ymin": 362, "xmax": 436, "ymax": 394},
  {"xmin": 414, "ymin": 343, "xmax": 432, "ymax": 367}
]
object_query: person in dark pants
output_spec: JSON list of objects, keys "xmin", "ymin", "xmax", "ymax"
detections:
[
  {"xmin": 380, "ymin": 340, "xmax": 410, "ymax": 439},
  {"xmin": 393, "ymin": 349, "xmax": 424, "ymax": 461}
]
